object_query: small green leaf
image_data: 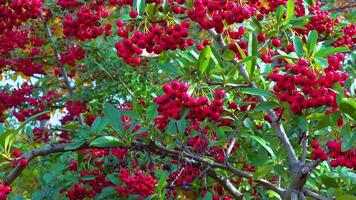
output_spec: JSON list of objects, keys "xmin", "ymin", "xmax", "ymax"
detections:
[
  {"xmin": 341, "ymin": 125, "xmax": 355, "ymax": 152},
  {"xmin": 285, "ymin": 0, "xmax": 295, "ymax": 24},
  {"xmin": 198, "ymin": 46, "xmax": 212, "ymax": 76},
  {"xmin": 203, "ymin": 192, "xmax": 213, "ymax": 200},
  {"xmin": 156, "ymin": 171, "xmax": 169, "ymax": 194},
  {"xmin": 315, "ymin": 47, "xmax": 350, "ymax": 58},
  {"xmin": 253, "ymin": 163, "xmax": 274, "ymax": 179},
  {"xmin": 162, "ymin": 0, "xmax": 168, "ymax": 13},
  {"xmin": 293, "ymin": 37, "xmax": 304, "ymax": 57},
  {"xmin": 222, "ymin": 50, "xmax": 235, "ymax": 61},
  {"xmin": 276, "ymin": 5, "xmax": 285, "ymax": 24},
  {"xmin": 248, "ymin": 32, "xmax": 257, "ymax": 76},
  {"xmin": 91, "ymin": 117, "xmax": 109, "ymax": 134},
  {"xmin": 241, "ymin": 87, "xmax": 276, "ymax": 99},
  {"xmin": 254, "ymin": 101, "xmax": 280, "ymax": 111},
  {"xmin": 96, "ymin": 187, "xmax": 117, "ymax": 199},
  {"xmin": 104, "ymin": 103, "xmax": 124, "ymax": 135},
  {"xmin": 340, "ymin": 98, "xmax": 356, "ymax": 121},
  {"xmin": 306, "ymin": 30, "xmax": 318, "ymax": 55},
  {"xmin": 90, "ymin": 136, "xmax": 125, "ymax": 148},
  {"xmin": 251, "ymin": 136, "xmax": 276, "ymax": 160}
]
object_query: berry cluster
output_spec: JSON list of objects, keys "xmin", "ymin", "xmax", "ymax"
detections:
[
  {"xmin": 188, "ymin": 1, "xmax": 256, "ymax": 33},
  {"xmin": 0, "ymin": 83, "xmax": 59, "ymax": 122},
  {"xmin": 310, "ymin": 140, "xmax": 356, "ymax": 170},
  {"xmin": 60, "ymin": 45, "xmax": 86, "ymax": 66},
  {"xmin": 154, "ymin": 80, "xmax": 227, "ymax": 130},
  {"xmin": 0, "ymin": 184, "xmax": 11, "ymax": 200},
  {"xmin": 268, "ymin": 56, "xmax": 348, "ymax": 114},
  {"xmin": 66, "ymin": 184, "xmax": 96, "ymax": 200},
  {"xmin": 168, "ymin": 166, "xmax": 200, "ymax": 188},
  {"xmin": 32, "ymin": 127, "xmax": 50, "ymax": 143},
  {"xmin": 63, "ymin": 5, "xmax": 108, "ymax": 41},
  {"xmin": 57, "ymin": 0, "xmax": 83, "ymax": 10},
  {"xmin": 60, "ymin": 101, "xmax": 88, "ymax": 124},
  {"xmin": 115, "ymin": 22, "xmax": 193, "ymax": 65},
  {"xmin": 333, "ymin": 24, "xmax": 356, "ymax": 47},
  {"xmin": 116, "ymin": 169, "xmax": 157, "ymax": 198}
]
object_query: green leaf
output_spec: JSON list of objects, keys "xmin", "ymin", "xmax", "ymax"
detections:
[
  {"xmin": 91, "ymin": 117, "xmax": 109, "ymax": 134},
  {"xmin": 198, "ymin": 46, "xmax": 212, "ymax": 76},
  {"xmin": 241, "ymin": 87, "xmax": 276, "ymax": 99},
  {"xmin": 96, "ymin": 187, "xmax": 117, "ymax": 199},
  {"xmin": 254, "ymin": 101, "xmax": 280, "ymax": 111},
  {"xmin": 133, "ymin": 0, "xmax": 146, "ymax": 15},
  {"xmin": 248, "ymin": 32, "xmax": 257, "ymax": 76},
  {"xmin": 285, "ymin": 0, "xmax": 295, "ymax": 24},
  {"xmin": 156, "ymin": 171, "xmax": 169, "ymax": 194},
  {"xmin": 315, "ymin": 47, "xmax": 350, "ymax": 58},
  {"xmin": 336, "ymin": 195, "xmax": 356, "ymax": 200},
  {"xmin": 104, "ymin": 103, "xmax": 124, "ymax": 135},
  {"xmin": 320, "ymin": 175, "xmax": 338, "ymax": 187},
  {"xmin": 276, "ymin": 5, "xmax": 285, "ymax": 24},
  {"xmin": 90, "ymin": 136, "xmax": 125, "ymax": 148},
  {"xmin": 293, "ymin": 36, "xmax": 304, "ymax": 57},
  {"xmin": 222, "ymin": 50, "xmax": 235, "ymax": 61},
  {"xmin": 251, "ymin": 136, "xmax": 276, "ymax": 160},
  {"xmin": 341, "ymin": 125, "xmax": 355, "ymax": 152},
  {"xmin": 340, "ymin": 98, "xmax": 356, "ymax": 121},
  {"xmin": 162, "ymin": 0, "xmax": 168, "ymax": 13},
  {"xmin": 306, "ymin": 30, "xmax": 318, "ymax": 55},
  {"xmin": 253, "ymin": 163, "xmax": 274, "ymax": 179},
  {"xmin": 203, "ymin": 192, "xmax": 213, "ymax": 200}
]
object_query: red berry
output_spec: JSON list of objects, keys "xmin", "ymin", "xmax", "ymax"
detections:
[
  {"xmin": 271, "ymin": 38, "xmax": 281, "ymax": 47},
  {"xmin": 20, "ymin": 158, "xmax": 28, "ymax": 166},
  {"xmin": 310, "ymin": 140, "xmax": 320, "ymax": 149},
  {"xmin": 129, "ymin": 10, "xmax": 138, "ymax": 18},
  {"xmin": 13, "ymin": 149, "xmax": 22, "ymax": 157}
]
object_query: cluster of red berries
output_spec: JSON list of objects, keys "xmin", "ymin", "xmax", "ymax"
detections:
[
  {"xmin": 188, "ymin": 1, "xmax": 256, "ymax": 33},
  {"xmin": 116, "ymin": 169, "xmax": 157, "ymax": 198},
  {"xmin": 79, "ymin": 171, "xmax": 114, "ymax": 193},
  {"xmin": 57, "ymin": 0, "xmax": 83, "ymax": 10},
  {"xmin": 115, "ymin": 21, "xmax": 193, "ymax": 65},
  {"xmin": 60, "ymin": 45, "xmax": 86, "ymax": 66},
  {"xmin": 327, "ymin": 141, "xmax": 356, "ymax": 170},
  {"xmin": 32, "ymin": 127, "xmax": 50, "ymax": 143},
  {"xmin": 63, "ymin": 5, "xmax": 108, "ymax": 41},
  {"xmin": 60, "ymin": 101, "xmax": 88, "ymax": 124},
  {"xmin": 0, "ymin": 0, "xmax": 43, "ymax": 33},
  {"xmin": 268, "ymin": 56, "xmax": 348, "ymax": 114},
  {"xmin": 66, "ymin": 184, "xmax": 96, "ymax": 200},
  {"xmin": 0, "ymin": 184, "xmax": 11, "ymax": 200},
  {"xmin": 296, "ymin": 2, "xmax": 337, "ymax": 36},
  {"xmin": 310, "ymin": 140, "xmax": 356, "ymax": 170},
  {"xmin": 108, "ymin": 0, "xmax": 132, "ymax": 7},
  {"xmin": 168, "ymin": 166, "xmax": 200, "ymax": 188},
  {"xmin": 333, "ymin": 24, "xmax": 356, "ymax": 47},
  {"xmin": 0, "ymin": 83, "xmax": 59, "ymax": 122},
  {"xmin": 154, "ymin": 80, "xmax": 228, "ymax": 131}
]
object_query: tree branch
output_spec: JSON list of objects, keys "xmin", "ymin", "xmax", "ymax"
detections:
[
  {"xmin": 208, "ymin": 169, "xmax": 243, "ymax": 200},
  {"xmin": 4, "ymin": 142, "xmax": 89, "ymax": 185},
  {"xmin": 208, "ymin": 29, "xmax": 298, "ymax": 165},
  {"xmin": 40, "ymin": 14, "xmax": 85, "ymax": 126}
]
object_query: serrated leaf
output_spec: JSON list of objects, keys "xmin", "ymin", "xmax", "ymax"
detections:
[
  {"xmin": 90, "ymin": 136, "xmax": 125, "ymax": 148},
  {"xmin": 253, "ymin": 163, "xmax": 274, "ymax": 179}
]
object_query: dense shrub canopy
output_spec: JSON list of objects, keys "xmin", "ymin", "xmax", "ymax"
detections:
[{"xmin": 0, "ymin": 0, "xmax": 355, "ymax": 199}]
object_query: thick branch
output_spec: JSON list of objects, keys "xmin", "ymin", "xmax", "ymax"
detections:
[
  {"xmin": 4, "ymin": 142, "xmax": 89, "ymax": 185},
  {"xmin": 208, "ymin": 29, "xmax": 298, "ymax": 165}
]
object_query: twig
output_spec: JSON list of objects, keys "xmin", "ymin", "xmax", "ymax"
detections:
[{"xmin": 208, "ymin": 169, "xmax": 243, "ymax": 200}]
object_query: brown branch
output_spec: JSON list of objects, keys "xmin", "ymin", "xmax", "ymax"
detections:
[{"xmin": 4, "ymin": 142, "xmax": 89, "ymax": 185}]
